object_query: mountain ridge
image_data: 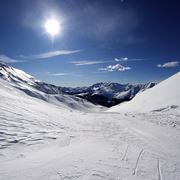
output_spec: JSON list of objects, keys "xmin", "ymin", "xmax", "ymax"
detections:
[
  {"xmin": 0, "ymin": 62, "xmax": 156, "ymax": 107},
  {"xmin": 61, "ymin": 81, "xmax": 156, "ymax": 107}
]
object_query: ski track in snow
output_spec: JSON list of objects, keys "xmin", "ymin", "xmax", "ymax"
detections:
[{"xmin": 132, "ymin": 149, "xmax": 144, "ymax": 176}]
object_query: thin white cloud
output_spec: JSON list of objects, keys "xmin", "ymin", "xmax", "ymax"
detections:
[
  {"xmin": 52, "ymin": 73, "xmax": 69, "ymax": 76},
  {"xmin": 99, "ymin": 63, "xmax": 131, "ymax": 72},
  {"xmin": 70, "ymin": 60, "xmax": 107, "ymax": 66},
  {"xmin": 114, "ymin": 57, "xmax": 144, "ymax": 62},
  {"xmin": 32, "ymin": 50, "xmax": 82, "ymax": 59},
  {"xmin": 157, "ymin": 61, "xmax": 179, "ymax": 68},
  {"xmin": 45, "ymin": 72, "xmax": 69, "ymax": 76},
  {"xmin": 0, "ymin": 55, "xmax": 20, "ymax": 63},
  {"xmin": 70, "ymin": 57, "xmax": 145, "ymax": 66},
  {"xmin": 115, "ymin": 57, "xmax": 128, "ymax": 61},
  {"xmin": 20, "ymin": 50, "xmax": 82, "ymax": 60}
]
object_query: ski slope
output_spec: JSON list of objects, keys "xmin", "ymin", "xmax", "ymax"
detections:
[
  {"xmin": 0, "ymin": 72, "xmax": 180, "ymax": 179},
  {"xmin": 109, "ymin": 72, "xmax": 180, "ymax": 113}
]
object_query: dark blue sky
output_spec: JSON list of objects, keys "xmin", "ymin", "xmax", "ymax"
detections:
[{"xmin": 0, "ymin": 0, "xmax": 179, "ymax": 86}]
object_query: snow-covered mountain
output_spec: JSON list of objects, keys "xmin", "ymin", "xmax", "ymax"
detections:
[
  {"xmin": 109, "ymin": 71, "xmax": 180, "ymax": 113},
  {"xmin": 0, "ymin": 62, "xmax": 155, "ymax": 108},
  {"xmin": 61, "ymin": 82, "xmax": 156, "ymax": 107},
  {"xmin": 0, "ymin": 62, "xmax": 100, "ymax": 111}
]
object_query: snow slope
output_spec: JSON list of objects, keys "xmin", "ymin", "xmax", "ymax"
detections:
[
  {"xmin": 0, "ymin": 62, "xmax": 102, "ymax": 111},
  {"xmin": 0, "ymin": 66, "xmax": 180, "ymax": 180},
  {"xmin": 109, "ymin": 72, "xmax": 180, "ymax": 113}
]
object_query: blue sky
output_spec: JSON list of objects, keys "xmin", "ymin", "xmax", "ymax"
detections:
[{"xmin": 0, "ymin": 0, "xmax": 179, "ymax": 86}]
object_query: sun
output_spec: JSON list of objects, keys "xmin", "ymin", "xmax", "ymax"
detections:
[{"xmin": 44, "ymin": 17, "xmax": 61, "ymax": 39}]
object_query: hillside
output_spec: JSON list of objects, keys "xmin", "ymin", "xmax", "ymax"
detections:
[
  {"xmin": 0, "ymin": 62, "xmax": 102, "ymax": 111},
  {"xmin": 109, "ymin": 72, "xmax": 180, "ymax": 113}
]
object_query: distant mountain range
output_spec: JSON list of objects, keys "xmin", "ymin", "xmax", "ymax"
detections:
[
  {"xmin": 0, "ymin": 62, "xmax": 156, "ymax": 107},
  {"xmin": 61, "ymin": 82, "xmax": 156, "ymax": 107}
]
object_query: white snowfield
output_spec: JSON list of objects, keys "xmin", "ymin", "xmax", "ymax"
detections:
[
  {"xmin": 109, "ymin": 72, "xmax": 180, "ymax": 113},
  {"xmin": 0, "ymin": 72, "xmax": 180, "ymax": 180}
]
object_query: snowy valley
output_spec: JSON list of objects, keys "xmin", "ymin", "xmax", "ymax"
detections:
[{"xmin": 0, "ymin": 63, "xmax": 180, "ymax": 180}]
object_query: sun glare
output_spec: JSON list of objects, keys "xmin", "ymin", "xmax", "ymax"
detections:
[{"xmin": 44, "ymin": 17, "xmax": 61, "ymax": 39}]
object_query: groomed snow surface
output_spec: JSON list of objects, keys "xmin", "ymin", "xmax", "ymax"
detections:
[{"xmin": 0, "ymin": 72, "xmax": 180, "ymax": 180}]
